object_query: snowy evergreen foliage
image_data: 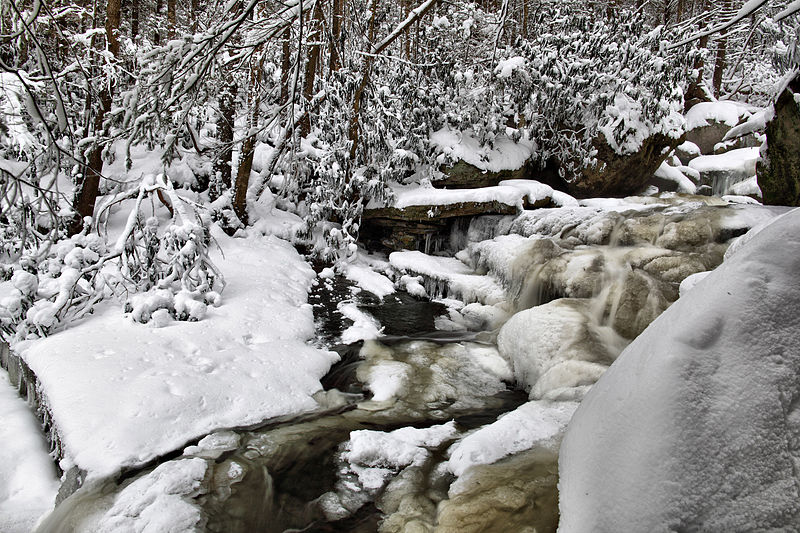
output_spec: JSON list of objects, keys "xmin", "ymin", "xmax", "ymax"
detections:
[{"xmin": 495, "ymin": 9, "xmax": 693, "ymax": 180}]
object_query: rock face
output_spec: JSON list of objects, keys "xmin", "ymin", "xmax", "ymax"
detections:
[
  {"xmin": 757, "ymin": 75, "xmax": 800, "ymax": 207},
  {"xmin": 558, "ymin": 209, "xmax": 800, "ymax": 532},
  {"xmin": 564, "ymin": 133, "xmax": 683, "ymax": 198},
  {"xmin": 433, "ymin": 161, "xmax": 527, "ymax": 189},
  {"xmin": 361, "ymin": 202, "xmax": 518, "ymax": 253}
]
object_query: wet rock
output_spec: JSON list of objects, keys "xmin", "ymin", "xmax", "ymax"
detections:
[
  {"xmin": 361, "ymin": 203, "xmax": 517, "ymax": 253},
  {"xmin": 685, "ymin": 121, "xmax": 733, "ymax": 155},
  {"xmin": 757, "ymin": 75, "xmax": 800, "ymax": 207},
  {"xmin": 436, "ymin": 448, "xmax": 559, "ymax": 533}
]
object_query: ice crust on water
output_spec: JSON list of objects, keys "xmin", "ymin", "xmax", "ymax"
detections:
[{"xmin": 558, "ymin": 208, "xmax": 800, "ymax": 532}]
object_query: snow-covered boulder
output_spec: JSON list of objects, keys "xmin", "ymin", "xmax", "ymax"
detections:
[
  {"xmin": 558, "ymin": 208, "xmax": 800, "ymax": 532},
  {"xmin": 684, "ymin": 101, "xmax": 753, "ymax": 155},
  {"xmin": 497, "ymin": 299, "xmax": 618, "ymax": 401}
]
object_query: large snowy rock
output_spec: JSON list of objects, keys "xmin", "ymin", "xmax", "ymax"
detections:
[
  {"xmin": 757, "ymin": 74, "xmax": 800, "ymax": 207},
  {"xmin": 558, "ymin": 208, "xmax": 800, "ymax": 532},
  {"xmin": 684, "ymin": 101, "xmax": 752, "ymax": 154}
]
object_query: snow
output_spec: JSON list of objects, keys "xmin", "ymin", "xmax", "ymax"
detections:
[
  {"xmin": 676, "ymin": 141, "xmax": 701, "ymax": 157},
  {"xmin": 343, "ymin": 256, "xmax": 395, "ymax": 299},
  {"xmin": 688, "ymin": 146, "xmax": 760, "ymax": 174},
  {"xmin": 448, "ymin": 400, "xmax": 578, "ymax": 479},
  {"xmin": 80, "ymin": 458, "xmax": 208, "ymax": 533},
  {"xmin": 388, "ymin": 179, "xmax": 576, "ymax": 211},
  {"xmin": 495, "ymin": 56, "xmax": 526, "ymax": 79},
  {"xmin": 430, "ymin": 127, "xmax": 535, "ymax": 173},
  {"xmin": 16, "ymin": 227, "xmax": 338, "ymax": 479},
  {"xmin": 728, "ymin": 175, "xmax": 762, "ymax": 198},
  {"xmin": 338, "ymin": 301, "xmax": 382, "ymax": 344},
  {"xmin": 497, "ymin": 299, "xmax": 616, "ymax": 400},
  {"xmin": 558, "ymin": 208, "xmax": 800, "ymax": 532},
  {"xmin": 0, "ymin": 370, "xmax": 60, "ymax": 533},
  {"xmin": 389, "ymin": 250, "xmax": 507, "ymax": 305},
  {"xmin": 654, "ymin": 161, "xmax": 697, "ymax": 194},
  {"xmin": 684, "ymin": 101, "xmax": 753, "ymax": 130}
]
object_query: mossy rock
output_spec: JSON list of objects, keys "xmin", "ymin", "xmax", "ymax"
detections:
[{"xmin": 757, "ymin": 75, "xmax": 800, "ymax": 207}]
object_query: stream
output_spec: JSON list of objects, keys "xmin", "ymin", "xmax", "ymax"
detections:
[{"xmin": 33, "ymin": 195, "xmax": 783, "ymax": 533}]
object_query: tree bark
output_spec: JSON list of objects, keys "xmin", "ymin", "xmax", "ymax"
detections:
[
  {"xmin": 330, "ymin": 0, "xmax": 343, "ymax": 71},
  {"xmin": 211, "ymin": 83, "xmax": 236, "ymax": 200},
  {"xmin": 71, "ymin": 0, "xmax": 120, "ymax": 234},
  {"xmin": 167, "ymin": 0, "xmax": 176, "ymax": 39},
  {"xmin": 233, "ymin": 56, "xmax": 266, "ymax": 225},
  {"xmin": 131, "ymin": 0, "xmax": 139, "ymax": 37}
]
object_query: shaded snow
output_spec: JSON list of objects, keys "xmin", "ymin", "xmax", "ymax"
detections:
[{"xmin": 0, "ymin": 371, "xmax": 60, "ymax": 533}]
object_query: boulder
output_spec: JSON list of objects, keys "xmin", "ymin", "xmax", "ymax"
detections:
[
  {"xmin": 757, "ymin": 75, "xmax": 800, "ymax": 207},
  {"xmin": 564, "ymin": 132, "xmax": 684, "ymax": 199}
]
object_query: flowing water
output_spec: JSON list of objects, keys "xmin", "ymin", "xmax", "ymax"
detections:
[{"xmin": 34, "ymin": 196, "xmax": 781, "ymax": 533}]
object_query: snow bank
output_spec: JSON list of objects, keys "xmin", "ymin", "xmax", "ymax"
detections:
[
  {"xmin": 558, "ymin": 208, "xmax": 800, "ymax": 532},
  {"xmin": 685, "ymin": 101, "xmax": 753, "ymax": 130},
  {"xmin": 448, "ymin": 400, "xmax": 577, "ymax": 479},
  {"xmin": 0, "ymin": 371, "xmax": 59, "ymax": 533},
  {"xmin": 17, "ymin": 230, "xmax": 338, "ymax": 479},
  {"xmin": 430, "ymin": 127, "xmax": 534, "ymax": 173}
]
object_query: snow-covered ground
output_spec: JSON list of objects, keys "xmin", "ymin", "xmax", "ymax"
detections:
[
  {"xmin": 13, "ymin": 226, "xmax": 338, "ymax": 480},
  {"xmin": 0, "ymin": 371, "xmax": 60, "ymax": 533}
]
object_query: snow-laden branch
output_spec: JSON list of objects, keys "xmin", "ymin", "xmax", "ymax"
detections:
[
  {"xmin": 371, "ymin": 0, "xmax": 440, "ymax": 56},
  {"xmin": 668, "ymin": 0, "xmax": 769, "ymax": 49},
  {"xmin": 775, "ymin": 0, "xmax": 800, "ymax": 21}
]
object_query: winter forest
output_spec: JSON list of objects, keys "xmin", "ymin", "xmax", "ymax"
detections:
[{"xmin": 1, "ymin": 0, "xmax": 799, "ymax": 531}]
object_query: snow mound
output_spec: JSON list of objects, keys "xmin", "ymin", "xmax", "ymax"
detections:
[
  {"xmin": 430, "ymin": 127, "xmax": 534, "ymax": 173},
  {"xmin": 558, "ymin": 208, "xmax": 800, "ymax": 532},
  {"xmin": 685, "ymin": 101, "xmax": 753, "ymax": 130},
  {"xmin": 17, "ymin": 231, "xmax": 338, "ymax": 479}
]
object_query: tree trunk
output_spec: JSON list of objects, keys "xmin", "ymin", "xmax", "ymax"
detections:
[
  {"xmin": 233, "ymin": 57, "xmax": 265, "ymax": 225},
  {"xmin": 211, "ymin": 83, "xmax": 236, "ymax": 200},
  {"xmin": 712, "ymin": 1, "xmax": 731, "ymax": 98},
  {"xmin": 330, "ymin": 0, "xmax": 343, "ymax": 71},
  {"xmin": 281, "ymin": 26, "xmax": 292, "ymax": 104},
  {"xmin": 71, "ymin": 0, "xmax": 121, "ymax": 234},
  {"xmin": 131, "ymin": 0, "xmax": 139, "ymax": 37},
  {"xmin": 167, "ymin": 0, "xmax": 176, "ymax": 39},
  {"xmin": 301, "ymin": 1, "xmax": 324, "ymax": 137},
  {"xmin": 154, "ymin": 0, "xmax": 163, "ymax": 44}
]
